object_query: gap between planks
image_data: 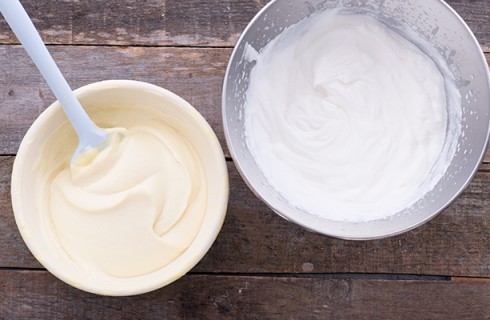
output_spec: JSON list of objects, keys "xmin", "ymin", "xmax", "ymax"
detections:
[
  {"xmin": 0, "ymin": 267, "xmax": 454, "ymax": 281},
  {"xmin": 0, "ymin": 42, "xmax": 487, "ymax": 54},
  {"xmin": 0, "ymin": 42, "xmax": 235, "ymax": 49},
  {"xmin": 451, "ymin": 276, "xmax": 490, "ymax": 282},
  {"xmin": 1, "ymin": 156, "xmax": 489, "ymax": 168}
]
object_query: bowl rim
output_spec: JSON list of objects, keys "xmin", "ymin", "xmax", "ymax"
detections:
[
  {"xmin": 221, "ymin": 0, "xmax": 490, "ymax": 240},
  {"xmin": 11, "ymin": 79, "xmax": 229, "ymax": 295}
]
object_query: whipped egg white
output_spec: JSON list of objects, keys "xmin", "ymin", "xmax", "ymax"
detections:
[{"xmin": 244, "ymin": 9, "xmax": 460, "ymax": 222}]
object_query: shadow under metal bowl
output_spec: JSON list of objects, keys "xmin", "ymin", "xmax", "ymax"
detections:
[{"xmin": 222, "ymin": 0, "xmax": 490, "ymax": 240}]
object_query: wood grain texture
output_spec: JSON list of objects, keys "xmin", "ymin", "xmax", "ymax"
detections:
[
  {"xmin": 201, "ymin": 164, "xmax": 490, "ymax": 277},
  {"xmin": 0, "ymin": 271, "xmax": 489, "ymax": 319},
  {"xmin": 1, "ymin": 157, "xmax": 489, "ymax": 277},
  {"xmin": 0, "ymin": 157, "xmax": 30, "ymax": 268},
  {"xmin": 0, "ymin": 45, "xmax": 231, "ymax": 156},
  {"xmin": 0, "ymin": 0, "xmax": 488, "ymax": 50},
  {"xmin": 0, "ymin": 46, "xmax": 489, "ymax": 161},
  {"xmin": 0, "ymin": 0, "xmax": 267, "ymax": 47},
  {"xmin": 0, "ymin": 1, "xmax": 488, "ymax": 317}
]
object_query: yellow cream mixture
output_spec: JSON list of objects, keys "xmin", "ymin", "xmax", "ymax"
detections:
[{"xmin": 43, "ymin": 115, "xmax": 207, "ymax": 278}]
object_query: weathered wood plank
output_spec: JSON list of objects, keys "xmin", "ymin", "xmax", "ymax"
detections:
[
  {"xmin": 0, "ymin": 0, "xmax": 488, "ymax": 50},
  {"xmin": 0, "ymin": 45, "xmax": 231, "ymax": 156},
  {"xmin": 0, "ymin": 157, "xmax": 30, "ymax": 268},
  {"xmin": 1, "ymin": 157, "xmax": 489, "ymax": 277},
  {"xmin": 0, "ymin": 0, "xmax": 267, "ymax": 47},
  {"xmin": 199, "ymin": 164, "xmax": 490, "ymax": 276},
  {"xmin": 0, "ymin": 271, "xmax": 489, "ymax": 319},
  {"xmin": 0, "ymin": 46, "xmax": 489, "ymax": 161}
]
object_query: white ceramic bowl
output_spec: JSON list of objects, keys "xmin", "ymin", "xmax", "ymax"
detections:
[{"xmin": 11, "ymin": 80, "xmax": 229, "ymax": 296}]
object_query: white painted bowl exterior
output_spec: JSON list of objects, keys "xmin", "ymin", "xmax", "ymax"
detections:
[{"xmin": 12, "ymin": 80, "xmax": 229, "ymax": 296}]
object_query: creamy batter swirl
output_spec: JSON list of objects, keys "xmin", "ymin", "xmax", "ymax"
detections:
[{"xmin": 48, "ymin": 120, "xmax": 206, "ymax": 278}]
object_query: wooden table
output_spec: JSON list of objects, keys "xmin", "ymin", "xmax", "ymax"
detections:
[{"xmin": 0, "ymin": 1, "xmax": 489, "ymax": 319}]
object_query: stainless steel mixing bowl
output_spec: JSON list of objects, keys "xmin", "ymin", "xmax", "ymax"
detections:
[{"xmin": 222, "ymin": 0, "xmax": 490, "ymax": 240}]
